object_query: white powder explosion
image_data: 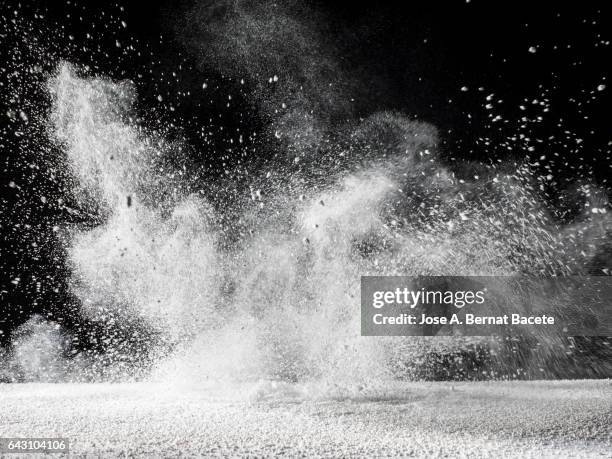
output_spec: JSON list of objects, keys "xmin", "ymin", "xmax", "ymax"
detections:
[{"xmin": 3, "ymin": 62, "xmax": 607, "ymax": 391}]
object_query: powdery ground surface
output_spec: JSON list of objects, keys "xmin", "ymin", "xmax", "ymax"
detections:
[{"xmin": 0, "ymin": 380, "xmax": 610, "ymax": 457}]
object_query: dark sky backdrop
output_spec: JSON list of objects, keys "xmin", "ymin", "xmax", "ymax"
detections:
[{"xmin": 1, "ymin": 0, "xmax": 610, "ymax": 346}]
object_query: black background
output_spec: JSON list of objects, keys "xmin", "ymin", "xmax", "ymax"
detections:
[{"xmin": 1, "ymin": 0, "xmax": 610, "ymax": 347}]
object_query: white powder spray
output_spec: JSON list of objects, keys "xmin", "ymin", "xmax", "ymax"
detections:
[{"xmin": 22, "ymin": 63, "xmax": 607, "ymax": 392}]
